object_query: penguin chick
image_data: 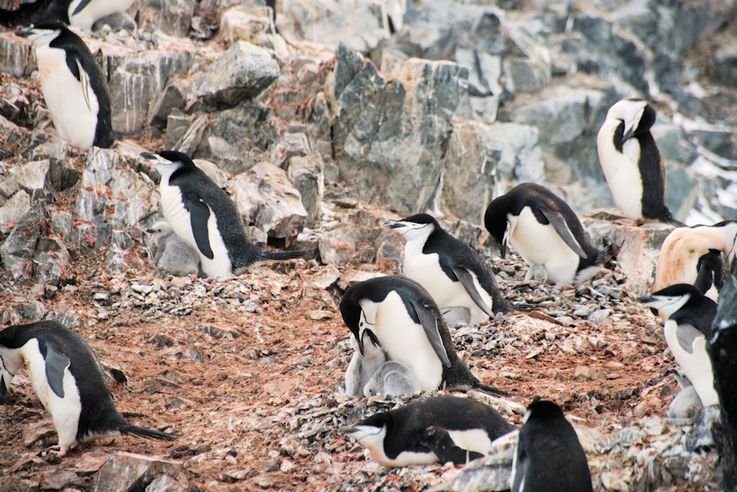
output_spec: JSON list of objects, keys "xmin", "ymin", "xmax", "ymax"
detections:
[
  {"xmin": 484, "ymin": 183, "xmax": 602, "ymax": 286},
  {"xmin": 640, "ymin": 284, "xmax": 718, "ymax": 407},
  {"xmin": 0, "ymin": 321, "xmax": 176, "ymax": 456},
  {"xmin": 16, "ymin": 22, "xmax": 113, "ymax": 149},
  {"xmin": 145, "ymin": 221, "xmax": 200, "ymax": 277},
  {"xmin": 511, "ymin": 400, "xmax": 592, "ymax": 492},
  {"xmin": 344, "ymin": 330, "xmax": 386, "ymax": 397},
  {"xmin": 363, "ymin": 360, "xmax": 420, "ymax": 397},
  {"xmin": 348, "ymin": 395, "xmax": 514, "ymax": 467},
  {"xmin": 340, "ymin": 275, "xmax": 507, "ymax": 395},
  {"xmin": 384, "ymin": 213, "xmax": 507, "ymax": 324},
  {"xmin": 40, "ymin": 0, "xmax": 137, "ymax": 31},
  {"xmin": 141, "ymin": 150, "xmax": 308, "ymax": 278}
]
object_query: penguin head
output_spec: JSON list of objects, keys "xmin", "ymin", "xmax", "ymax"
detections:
[
  {"xmin": 145, "ymin": 220, "xmax": 174, "ymax": 237},
  {"xmin": 383, "ymin": 213, "xmax": 437, "ymax": 242},
  {"xmin": 141, "ymin": 150, "xmax": 195, "ymax": 179},
  {"xmin": 606, "ymin": 98, "xmax": 656, "ymax": 141},
  {"xmin": 639, "ymin": 284, "xmax": 701, "ymax": 317},
  {"xmin": 484, "ymin": 199, "xmax": 511, "ymax": 257},
  {"xmin": 349, "ymin": 411, "xmax": 392, "ymax": 459},
  {"xmin": 340, "ymin": 287, "xmax": 380, "ymax": 356},
  {"xmin": 712, "ymin": 220, "xmax": 737, "ymax": 259},
  {"xmin": 524, "ymin": 399, "xmax": 566, "ymax": 424},
  {"xmin": 16, "ymin": 21, "xmax": 66, "ymax": 47}
]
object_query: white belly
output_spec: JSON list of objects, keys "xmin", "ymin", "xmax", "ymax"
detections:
[
  {"xmin": 36, "ymin": 47, "xmax": 98, "ymax": 149},
  {"xmin": 597, "ymin": 125, "xmax": 644, "ymax": 219},
  {"xmin": 509, "ymin": 208, "xmax": 580, "ymax": 285},
  {"xmin": 663, "ymin": 321, "xmax": 719, "ymax": 407},
  {"xmin": 69, "ymin": 0, "xmax": 137, "ymax": 30},
  {"xmin": 448, "ymin": 428, "xmax": 492, "ymax": 456}
]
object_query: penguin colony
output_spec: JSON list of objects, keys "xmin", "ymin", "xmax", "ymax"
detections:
[{"xmin": 3, "ymin": 4, "xmax": 737, "ymax": 489}]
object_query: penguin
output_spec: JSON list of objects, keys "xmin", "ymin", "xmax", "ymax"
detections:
[
  {"xmin": 510, "ymin": 400, "xmax": 592, "ymax": 492},
  {"xmin": 145, "ymin": 221, "xmax": 201, "ymax": 277},
  {"xmin": 339, "ymin": 275, "xmax": 507, "ymax": 395},
  {"xmin": 344, "ymin": 330, "xmax": 386, "ymax": 397},
  {"xmin": 0, "ymin": 321, "xmax": 176, "ymax": 456},
  {"xmin": 348, "ymin": 395, "xmax": 514, "ymax": 466},
  {"xmin": 16, "ymin": 22, "xmax": 113, "ymax": 149},
  {"xmin": 363, "ymin": 360, "xmax": 420, "ymax": 397},
  {"xmin": 484, "ymin": 183, "xmax": 602, "ymax": 285},
  {"xmin": 140, "ymin": 150, "xmax": 308, "ymax": 278},
  {"xmin": 639, "ymin": 284, "xmax": 719, "ymax": 407},
  {"xmin": 596, "ymin": 97, "xmax": 675, "ymax": 223},
  {"xmin": 39, "ymin": 0, "xmax": 137, "ymax": 31},
  {"xmin": 383, "ymin": 213, "xmax": 507, "ymax": 324}
]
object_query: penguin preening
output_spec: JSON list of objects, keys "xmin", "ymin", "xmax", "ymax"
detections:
[
  {"xmin": 17, "ymin": 22, "xmax": 113, "ymax": 149},
  {"xmin": 640, "ymin": 284, "xmax": 719, "ymax": 407},
  {"xmin": 141, "ymin": 150, "xmax": 308, "ymax": 278},
  {"xmin": 511, "ymin": 400, "xmax": 592, "ymax": 492},
  {"xmin": 0, "ymin": 321, "xmax": 176, "ymax": 456},
  {"xmin": 40, "ymin": 0, "xmax": 137, "ymax": 31},
  {"xmin": 339, "ymin": 275, "xmax": 507, "ymax": 395},
  {"xmin": 348, "ymin": 395, "xmax": 514, "ymax": 466},
  {"xmin": 596, "ymin": 98, "xmax": 675, "ymax": 223},
  {"xmin": 145, "ymin": 221, "xmax": 201, "ymax": 277},
  {"xmin": 484, "ymin": 183, "xmax": 602, "ymax": 286},
  {"xmin": 383, "ymin": 213, "xmax": 507, "ymax": 324}
]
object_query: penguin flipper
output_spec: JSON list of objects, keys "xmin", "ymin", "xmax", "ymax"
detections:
[
  {"xmin": 676, "ymin": 324, "xmax": 703, "ymax": 354},
  {"xmin": 188, "ymin": 198, "xmax": 214, "ymax": 260},
  {"xmin": 409, "ymin": 300, "xmax": 451, "ymax": 368},
  {"xmin": 42, "ymin": 342, "xmax": 70, "ymax": 399},
  {"xmin": 451, "ymin": 266, "xmax": 493, "ymax": 317},
  {"xmin": 76, "ymin": 59, "xmax": 93, "ymax": 112},
  {"xmin": 420, "ymin": 426, "xmax": 484, "ymax": 465},
  {"xmin": 71, "ymin": 0, "xmax": 94, "ymax": 16},
  {"xmin": 539, "ymin": 208, "xmax": 588, "ymax": 259}
]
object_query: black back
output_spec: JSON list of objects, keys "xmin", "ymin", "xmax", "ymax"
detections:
[
  {"xmin": 359, "ymin": 396, "xmax": 514, "ymax": 460},
  {"xmin": 38, "ymin": 0, "xmax": 72, "ymax": 25},
  {"xmin": 654, "ymin": 284, "xmax": 717, "ymax": 337}
]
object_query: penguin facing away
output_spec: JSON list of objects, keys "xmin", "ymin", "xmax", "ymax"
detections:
[
  {"xmin": 17, "ymin": 22, "xmax": 114, "ymax": 149},
  {"xmin": 339, "ymin": 275, "xmax": 506, "ymax": 395},
  {"xmin": 348, "ymin": 395, "xmax": 514, "ymax": 466},
  {"xmin": 0, "ymin": 321, "xmax": 176, "ymax": 456},
  {"xmin": 40, "ymin": 0, "xmax": 137, "ymax": 31},
  {"xmin": 640, "ymin": 284, "xmax": 719, "ymax": 407},
  {"xmin": 596, "ymin": 97, "xmax": 674, "ymax": 223},
  {"xmin": 511, "ymin": 400, "xmax": 592, "ymax": 492},
  {"xmin": 484, "ymin": 183, "xmax": 602, "ymax": 286},
  {"xmin": 383, "ymin": 213, "xmax": 507, "ymax": 324},
  {"xmin": 141, "ymin": 150, "xmax": 307, "ymax": 278}
]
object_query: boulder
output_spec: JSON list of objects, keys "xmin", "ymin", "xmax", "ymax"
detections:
[
  {"xmin": 92, "ymin": 452, "xmax": 188, "ymax": 492},
  {"xmin": 0, "ymin": 190, "xmax": 31, "ymax": 231},
  {"xmin": 136, "ymin": 0, "xmax": 196, "ymax": 37},
  {"xmin": 219, "ymin": 5, "xmax": 273, "ymax": 47},
  {"xmin": 0, "ymin": 33, "xmax": 33, "ymax": 78},
  {"xmin": 14, "ymin": 159, "xmax": 50, "ymax": 191},
  {"xmin": 286, "ymin": 155, "xmax": 324, "ymax": 223},
  {"xmin": 318, "ymin": 223, "xmax": 379, "ymax": 267},
  {"xmin": 0, "ymin": 209, "xmax": 41, "ymax": 281}
]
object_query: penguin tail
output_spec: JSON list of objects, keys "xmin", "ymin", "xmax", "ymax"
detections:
[
  {"xmin": 472, "ymin": 380, "xmax": 511, "ymax": 397},
  {"xmin": 121, "ymin": 423, "xmax": 178, "ymax": 441},
  {"xmin": 259, "ymin": 249, "xmax": 312, "ymax": 261}
]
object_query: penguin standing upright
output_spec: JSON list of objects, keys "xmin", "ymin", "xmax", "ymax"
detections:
[
  {"xmin": 40, "ymin": 0, "xmax": 137, "ymax": 31},
  {"xmin": 0, "ymin": 321, "xmax": 176, "ymax": 456},
  {"xmin": 141, "ymin": 150, "xmax": 307, "ymax": 278},
  {"xmin": 484, "ymin": 183, "xmax": 602, "ymax": 285},
  {"xmin": 510, "ymin": 400, "xmax": 592, "ymax": 492},
  {"xmin": 597, "ymin": 98, "xmax": 675, "ymax": 223},
  {"xmin": 383, "ymin": 213, "xmax": 507, "ymax": 324},
  {"xmin": 17, "ymin": 22, "xmax": 113, "ymax": 149}
]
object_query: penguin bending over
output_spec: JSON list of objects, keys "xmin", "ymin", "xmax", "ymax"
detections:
[
  {"xmin": 340, "ymin": 276, "xmax": 507, "ymax": 395},
  {"xmin": 141, "ymin": 150, "xmax": 308, "ymax": 278},
  {"xmin": 484, "ymin": 183, "xmax": 602, "ymax": 285},
  {"xmin": 348, "ymin": 395, "xmax": 514, "ymax": 466},
  {"xmin": 383, "ymin": 213, "xmax": 507, "ymax": 324},
  {"xmin": 511, "ymin": 400, "xmax": 592, "ymax": 492},
  {"xmin": 597, "ymin": 98, "xmax": 675, "ymax": 223},
  {"xmin": 0, "ymin": 321, "xmax": 176, "ymax": 456},
  {"xmin": 17, "ymin": 22, "xmax": 113, "ymax": 149},
  {"xmin": 640, "ymin": 284, "xmax": 719, "ymax": 407},
  {"xmin": 40, "ymin": 0, "xmax": 137, "ymax": 31}
]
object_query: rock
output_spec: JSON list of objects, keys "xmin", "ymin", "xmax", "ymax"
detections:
[
  {"xmin": 272, "ymin": 132, "xmax": 311, "ymax": 169},
  {"xmin": 375, "ymin": 228, "xmax": 404, "ymax": 273},
  {"xmin": 219, "ymin": 5, "xmax": 273, "ymax": 47},
  {"xmin": 136, "ymin": 0, "xmax": 196, "ymax": 37},
  {"xmin": 34, "ymin": 236, "xmax": 72, "ymax": 286},
  {"xmin": 228, "ymin": 162, "xmax": 307, "ymax": 243},
  {"xmin": 193, "ymin": 159, "xmax": 230, "ymax": 188},
  {"xmin": 14, "ymin": 159, "xmax": 50, "ymax": 191},
  {"xmin": 0, "ymin": 190, "xmax": 31, "ymax": 231},
  {"xmin": 286, "ymin": 155, "xmax": 324, "ymax": 223},
  {"xmin": 145, "ymin": 474, "xmax": 188, "ymax": 492},
  {"xmin": 0, "ymin": 209, "xmax": 42, "ymax": 281},
  {"xmin": 337, "ymin": 269, "xmax": 385, "ymax": 290},
  {"xmin": 318, "ymin": 223, "xmax": 378, "ymax": 267},
  {"xmin": 92, "ymin": 452, "xmax": 188, "ymax": 492},
  {"xmin": 0, "ymin": 114, "xmax": 29, "ymax": 161},
  {"xmin": 189, "ymin": 41, "xmax": 279, "ymax": 110},
  {"xmin": 150, "ymin": 83, "xmax": 187, "ymax": 129},
  {"xmin": 503, "ymin": 57, "xmax": 549, "ymax": 94},
  {"xmin": 0, "ymin": 33, "xmax": 33, "ymax": 78},
  {"xmin": 40, "ymin": 469, "xmax": 83, "ymax": 490}
]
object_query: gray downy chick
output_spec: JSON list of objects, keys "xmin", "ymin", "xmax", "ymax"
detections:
[
  {"xmin": 363, "ymin": 360, "xmax": 420, "ymax": 397},
  {"xmin": 146, "ymin": 221, "xmax": 200, "ymax": 276},
  {"xmin": 345, "ymin": 330, "xmax": 386, "ymax": 397}
]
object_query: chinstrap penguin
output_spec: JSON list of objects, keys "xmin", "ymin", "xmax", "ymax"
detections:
[
  {"xmin": 383, "ymin": 213, "xmax": 507, "ymax": 324},
  {"xmin": 141, "ymin": 150, "xmax": 308, "ymax": 278},
  {"xmin": 484, "ymin": 183, "xmax": 602, "ymax": 285},
  {"xmin": 145, "ymin": 221, "xmax": 201, "ymax": 277},
  {"xmin": 511, "ymin": 399, "xmax": 592, "ymax": 492},
  {"xmin": 344, "ymin": 330, "xmax": 387, "ymax": 397},
  {"xmin": 340, "ymin": 275, "xmax": 507, "ymax": 395},
  {"xmin": 17, "ymin": 22, "xmax": 114, "ymax": 149},
  {"xmin": 0, "ymin": 321, "xmax": 176, "ymax": 456},
  {"xmin": 348, "ymin": 395, "xmax": 514, "ymax": 466},
  {"xmin": 596, "ymin": 98, "xmax": 675, "ymax": 223},
  {"xmin": 640, "ymin": 284, "xmax": 718, "ymax": 407},
  {"xmin": 39, "ymin": 0, "xmax": 137, "ymax": 31}
]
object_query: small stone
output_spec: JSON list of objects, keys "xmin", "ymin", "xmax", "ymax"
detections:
[{"xmin": 574, "ymin": 365, "xmax": 592, "ymax": 380}]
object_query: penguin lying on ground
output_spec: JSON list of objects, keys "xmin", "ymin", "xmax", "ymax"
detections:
[
  {"xmin": 597, "ymin": 97, "xmax": 677, "ymax": 224},
  {"xmin": 348, "ymin": 395, "xmax": 514, "ymax": 466},
  {"xmin": 141, "ymin": 150, "xmax": 309, "ymax": 278},
  {"xmin": 0, "ymin": 321, "xmax": 176, "ymax": 456},
  {"xmin": 510, "ymin": 399, "xmax": 592, "ymax": 492},
  {"xmin": 39, "ymin": 0, "xmax": 137, "ymax": 31},
  {"xmin": 383, "ymin": 213, "xmax": 507, "ymax": 324},
  {"xmin": 17, "ymin": 22, "xmax": 114, "ymax": 149},
  {"xmin": 484, "ymin": 183, "xmax": 602, "ymax": 285},
  {"xmin": 340, "ymin": 276, "xmax": 507, "ymax": 395},
  {"xmin": 145, "ymin": 221, "xmax": 201, "ymax": 277},
  {"xmin": 640, "ymin": 284, "xmax": 719, "ymax": 408}
]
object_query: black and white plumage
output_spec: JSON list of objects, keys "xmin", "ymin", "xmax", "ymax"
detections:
[
  {"xmin": 40, "ymin": 0, "xmax": 136, "ymax": 31},
  {"xmin": 484, "ymin": 183, "xmax": 602, "ymax": 285},
  {"xmin": 0, "ymin": 321, "xmax": 176, "ymax": 456},
  {"xmin": 383, "ymin": 213, "xmax": 507, "ymax": 324},
  {"xmin": 640, "ymin": 284, "xmax": 718, "ymax": 407},
  {"xmin": 511, "ymin": 400, "xmax": 592, "ymax": 492},
  {"xmin": 141, "ymin": 150, "xmax": 307, "ymax": 278},
  {"xmin": 339, "ymin": 275, "xmax": 506, "ymax": 395},
  {"xmin": 145, "ymin": 220, "xmax": 201, "ymax": 276},
  {"xmin": 349, "ymin": 396, "xmax": 514, "ymax": 466},
  {"xmin": 596, "ymin": 98, "xmax": 674, "ymax": 223},
  {"xmin": 17, "ymin": 22, "xmax": 113, "ymax": 149}
]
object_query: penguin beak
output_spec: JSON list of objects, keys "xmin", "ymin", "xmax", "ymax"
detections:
[
  {"xmin": 140, "ymin": 151, "xmax": 159, "ymax": 161},
  {"xmin": 638, "ymin": 295, "xmax": 655, "ymax": 304},
  {"xmin": 15, "ymin": 27, "xmax": 33, "ymax": 38},
  {"xmin": 383, "ymin": 220, "xmax": 404, "ymax": 229},
  {"xmin": 621, "ymin": 125, "xmax": 635, "ymax": 142},
  {"xmin": 500, "ymin": 240, "xmax": 507, "ymax": 258}
]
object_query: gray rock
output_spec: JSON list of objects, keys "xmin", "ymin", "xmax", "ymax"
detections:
[
  {"xmin": 193, "ymin": 159, "xmax": 230, "ymax": 188},
  {"xmin": 286, "ymin": 155, "xmax": 324, "ymax": 223},
  {"xmin": 149, "ymin": 83, "xmax": 187, "ymax": 129},
  {"xmin": 136, "ymin": 0, "xmax": 196, "ymax": 37},
  {"xmin": 105, "ymin": 229, "xmax": 136, "ymax": 271},
  {"xmin": 219, "ymin": 5, "xmax": 274, "ymax": 48},
  {"xmin": 164, "ymin": 112, "xmax": 194, "ymax": 149},
  {"xmin": 0, "ymin": 33, "xmax": 33, "ymax": 78},
  {"xmin": 503, "ymin": 57, "xmax": 550, "ymax": 94},
  {"xmin": 272, "ymin": 132, "xmax": 311, "ymax": 169},
  {"xmin": 15, "ymin": 159, "xmax": 50, "ymax": 191},
  {"xmin": 35, "ymin": 236, "xmax": 72, "ymax": 286},
  {"xmin": 145, "ymin": 474, "xmax": 187, "ymax": 492},
  {"xmin": 0, "ymin": 190, "xmax": 31, "ymax": 231},
  {"xmin": 0, "ymin": 210, "xmax": 41, "ymax": 281},
  {"xmin": 92, "ymin": 452, "xmax": 188, "ymax": 492},
  {"xmin": 318, "ymin": 223, "xmax": 378, "ymax": 267}
]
